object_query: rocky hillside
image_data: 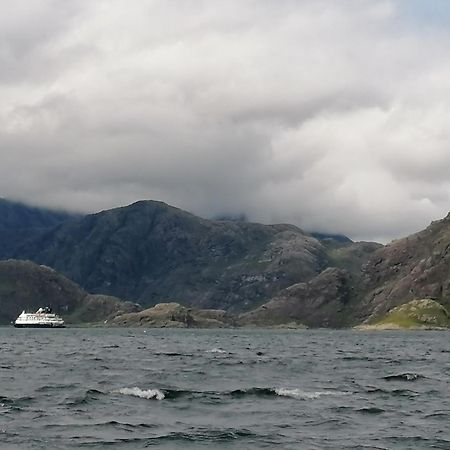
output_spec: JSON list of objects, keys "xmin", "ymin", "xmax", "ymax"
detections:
[
  {"xmin": 242, "ymin": 211, "xmax": 450, "ymax": 328},
  {"xmin": 14, "ymin": 200, "xmax": 331, "ymax": 312},
  {"xmin": 238, "ymin": 241, "xmax": 382, "ymax": 328},
  {"xmin": 0, "ymin": 199, "xmax": 77, "ymax": 258},
  {"xmin": 6, "ymin": 197, "xmax": 450, "ymax": 328},
  {"xmin": 0, "ymin": 260, "xmax": 139, "ymax": 325},
  {"xmin": 239, "ymin": 268, "xmax": 353, "ymax": 328},
  {"xmin": 356, "ymin": 213, "xmax": 450, "ymax": 322}
]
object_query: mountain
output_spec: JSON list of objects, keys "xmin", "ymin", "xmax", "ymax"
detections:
[
  {"xmin": 0, "ymin": 259, "xmax": 139, "ymax": 325},
  {"xmin": 250, "ymin": 211, "xmax": 450, "ymax": 328},
  {"xmin": 239, "ymin": 267, "xmax": 353, "ymax": 328},
  {"xmin": 14, "ymin": 200, "xmax": 331, "ymax": 312},
  {"xmin": 239, "ymin": 240, "xmax": 383, "ymax": 327},
  {"xmin": 0, "ymin": 198, "xmax": 78, "ymax": 258},
  {"xmin": 355, "ymin": 213, "xmax": 450, "ymax": 322},
  {"xmin": 239, "ymin": 210, "xmax": 450, "ymax": 327},
  {"xmin": 7, "ymin": 197, "xmax": 450, "ymax": 328}
]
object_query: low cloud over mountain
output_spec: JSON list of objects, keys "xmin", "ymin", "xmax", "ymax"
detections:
[{"xmin": 2, "ymin": 1, "xmax": 450, "ymax": 241}]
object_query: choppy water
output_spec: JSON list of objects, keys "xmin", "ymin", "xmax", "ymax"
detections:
[{"xmin": 0, "ymin": 328, "xmax": 449, "ymax": 449}]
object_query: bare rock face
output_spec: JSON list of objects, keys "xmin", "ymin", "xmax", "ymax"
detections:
[
  {"xmin": 110, "ymin": 302, "xmax": 235, "ymax": 328},
  {"xmin": 358, "ymin": 214, "xmax": 450, "ymax": 322},
  {"xmin": 238, "ymin": 268, "xmax": 353, "ymax": 328}
]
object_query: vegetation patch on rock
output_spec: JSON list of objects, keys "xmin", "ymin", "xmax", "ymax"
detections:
[{"xmin": 357, "ymin": 299, "xmax": 450, "ymax": 330}]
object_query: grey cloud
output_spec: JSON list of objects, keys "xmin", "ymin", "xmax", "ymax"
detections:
[
  {"xmin": 1, "ymin": 0, "xmax": 450, "ymax": 242},
  {"xmin": 0, "ymin": 1, "xmax": 88, "ymax": 83}
]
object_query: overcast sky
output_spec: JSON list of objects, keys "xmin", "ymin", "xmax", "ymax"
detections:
[{"xmin": 1, "ymin": 0, "xmax": 450, "ymax": 242}]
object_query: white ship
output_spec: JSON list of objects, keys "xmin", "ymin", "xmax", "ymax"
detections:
[{"xmin": 14, "ymin": 307, "xmax": 65, "ymax": 328}]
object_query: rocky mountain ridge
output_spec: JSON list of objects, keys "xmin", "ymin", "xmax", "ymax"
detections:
[
  {"xmin": 1, "ymin": 198, "xmax": 450, "ymax": 328},
  {"xmin": 11, "ymin": 200, "xmax": 332, "ymax": 312},
  {"xmin": 356, "ymin": 213, "xmax": 450, "ymax": 322}
]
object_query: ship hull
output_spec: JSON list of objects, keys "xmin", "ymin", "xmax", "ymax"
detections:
[{"xmin": 14, "ymin": 323, "xmax": 66, "ymax": 328}]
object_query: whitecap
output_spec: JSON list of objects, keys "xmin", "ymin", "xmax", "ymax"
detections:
[
  {"xmin": 274, "ymin": 388, "xmax": 346, "ymax": 400},
  {"xmin": 114, "ymin": 387, "xmax": 165, "ymax": 400},
  {"xmin": 206, "ymin": 348, "xmax": 227, "ymax": 354}
]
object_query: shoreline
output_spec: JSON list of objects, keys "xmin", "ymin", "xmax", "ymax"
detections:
[{"xmin": 2, "ymin": 323, "xmax": 448, "ymax": 331}]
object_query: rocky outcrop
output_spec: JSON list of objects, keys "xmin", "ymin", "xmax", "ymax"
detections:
[
  {"xmin": 110, "ymin": 302, "xmax": 235, "ymax": 328},
  {"xmin": 357, "ymin": 299, "xmax": 450, "ymax": 330}
]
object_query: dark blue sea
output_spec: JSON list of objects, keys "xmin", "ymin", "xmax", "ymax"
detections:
[{"xmin": 0, "ymin": 328, "xmax": 449, "ymax": 449}]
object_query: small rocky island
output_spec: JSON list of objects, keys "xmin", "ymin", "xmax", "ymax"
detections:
[{"xmin": 108, "ymin": 302, "xmax": 235, "ymax": 328}]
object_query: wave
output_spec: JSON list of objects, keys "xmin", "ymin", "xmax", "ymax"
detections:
[
  {"xmin": 143, "ymin": 428, "xmax": 258, "ymax": 443},
  {"xmin": 44, "ymin": 420, "xmax": 157, "ymax": 430},
  {"xmin": 112, "ymin": 386, "xmax": 346, "ymax": 402},
  {"xmin": 37, "ymin": 383, "xmax": 79, "ymax": 392},
  {"xmin": 383, "ymin": 372, "xmax": 424, "ymax": 381},
  {"xmin": 229, "ymin": 387, "xmax": 346, "ymax": 400},
  {"xmin": 228, "ymin": 387, "xmax": 275, "ymax": 398},
  {"xmin": 366, "ymin": 387, "xmax": 418, "ymax": 397},
  {"xmin": 0, "ymin": 395, "xmax": 34, "ymax": 406},
  {"xmin": 66, "ymin": 389, "xmax": 104, "ymax": 406},
  {"xmin": 0, "ymin": 395, "xmax": 34, "ymax": 413},
  {"xmin": 206, "ymin": 348, "xmax": 227, "ymax": 354},
  {"xmin": 341, "ymin": 356, "xmax": 371, "ymax": 361},
  {"xmin": 0, "ymin": 395, "xmax": 12, "ymax": 405},
  {"xmin": 114, "ymin": 387, "xmax": 199, "ymax": 401},
  {"xmin": 274, "ymin": 388, "xmax": 346, "ymax": 400},
  {"xmin": 114, "ymin": 387, "xmax": 165, "ymax": 400},
  {"xmin": 71, "ymin": 429, "xmax": 259, "ymax": 446},
  {"xmin": 424, "ymin": 411, "xmax": 449, "ymax": 418},
  {"xmin": 357, "ymin": 407, "xmax": 385, "ymax": 414}
]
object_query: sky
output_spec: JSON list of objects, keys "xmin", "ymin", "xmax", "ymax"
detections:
[{"xmin": 2, "ymin": 0, "xmax": 450, "ymax": 242}]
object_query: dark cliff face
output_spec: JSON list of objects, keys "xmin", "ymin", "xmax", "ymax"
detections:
[
  {"xmin": 0, "ymin": 199, "xmax": 77, "ymax": 258},
  {"xmin": 16, "ymin": 200, "xmax": 330, "ymax": 311},
  {"xmin": 0, "ymin": 260, "xmax": 138, "ymax": 324}
]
